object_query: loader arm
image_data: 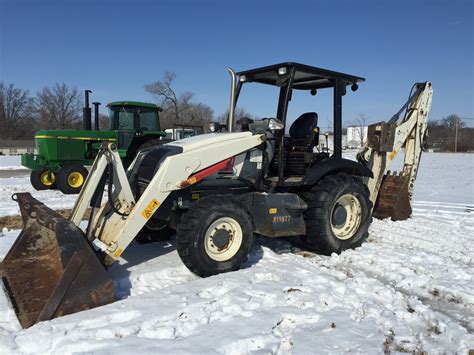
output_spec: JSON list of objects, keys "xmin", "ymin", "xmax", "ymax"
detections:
[
  {"xmin": 70, "ymin": 132, "xmax": 265, "ymax": 263},
  {"xmin": 358, "ymin": 82, "xmax": 433, "ymax": 220}
]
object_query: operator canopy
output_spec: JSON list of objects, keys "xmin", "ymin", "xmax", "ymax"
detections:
[{"xmin": 237, "ymin": 62, "xmax": 365, "ymax": 90}]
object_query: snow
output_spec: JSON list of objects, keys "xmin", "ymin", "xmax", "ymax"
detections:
[
  {"xmin": 0, "ymin": 155, "xmax": 22, "ymax": 170},
  {"xmin": 0, "ymin": 175, "xmax": 77, "ymax": 217},
  {"xmin": 0, "ymin": 153, "xmax": 473, "ymax": 353}
]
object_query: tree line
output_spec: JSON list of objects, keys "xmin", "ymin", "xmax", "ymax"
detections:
[
  {"xmin": 0, "ymin": 82, "xmax": 84, "ymax": 140},
  {"xmin": 1, "ymin": 78, "xmax": 473, "ymax": 152},
  {"xmin": 0, "ymin": 72, "xmax": 217, "ymax": 140},
  {"xmin": 425, "ymin": 115, "xmax": 474, "ymax": 152}
]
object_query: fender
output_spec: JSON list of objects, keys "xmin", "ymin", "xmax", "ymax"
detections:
[{"xmin": 303, "ymin": 157, "xmax": 373, "ymax": 186}]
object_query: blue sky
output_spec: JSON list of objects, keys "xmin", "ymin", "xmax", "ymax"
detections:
[{"xmin": 0, "ymin": 0, "xmax": 473, "ymax": 128}]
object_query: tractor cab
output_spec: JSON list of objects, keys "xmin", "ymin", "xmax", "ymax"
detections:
[
  {"xmin": 229, "ymin": 62, "xmax": 365, "ymax": 185},
  {"xmin": 105, "ymin": 101, "xmax": 166, "ymax": 154},
  {"xmin": 107, "ymin": 101, "xmax": 161, "ymax": 132}
]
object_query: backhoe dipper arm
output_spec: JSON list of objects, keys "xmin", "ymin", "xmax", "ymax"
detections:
[{"xmin": 357, "ymin": 82, "xmax": 433, "ymax": 220}]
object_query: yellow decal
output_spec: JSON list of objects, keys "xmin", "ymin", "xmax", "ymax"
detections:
[
  {"xmin": 187, "ymin": 177, "xmax": 197, "ymax": 185},
  {"xmin": 269, "ymin": 208, "xmax": 278, "ymax": 214},
  {"xmin": 191, "ymin": 193, "xmax": 200, "ymax": 200},
  {"xmin": 141, "ymin": 198, "xmax": 160, "ymax": 220},
  {"xmin": 35, "ymin": 135, "xmax": 116, "ymax": 141},
  {"xmin": 114, "ymin": 248, "xmax": 123, "ymax": 258},
  {"xmin": 389, "ymin": 150, "xmax": 397, "ymax": 160}
]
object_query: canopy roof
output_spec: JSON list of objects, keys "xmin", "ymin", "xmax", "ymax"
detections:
[{"xmin": 237, "ymin": 62, "xmax": 365, "ymax": 90}]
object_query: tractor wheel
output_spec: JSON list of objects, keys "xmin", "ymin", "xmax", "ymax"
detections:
[
  {"xmin": 301, "ymin": 173, "xmax": 372, "ymax": 255},
  {"xmin": 176, "ymin": 196, "xmax": 254, "ymax": 277},
  {"xmin": 57, "ymin": 165, "xmax": 89, "ymax": 194},
  {"xmin": 30, "ymin": 169, "xmax": 57, "ymax": 190}
]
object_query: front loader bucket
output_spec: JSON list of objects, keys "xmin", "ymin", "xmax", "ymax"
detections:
[
  {"xmin": 0, "ymin": 193, "xmax": 115, "ymax": 328},
  {"xmin": 373, "ymin": 172, "xmax": 412, "ymax": 221}
]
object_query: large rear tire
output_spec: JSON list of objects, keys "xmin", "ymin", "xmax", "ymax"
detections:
[
  {"xmin": 30, "ymin": 169, "xmax": 56, "ymax": 190},
  {"xmin": 301, "ymin": 173, "xmax": 372, "ymax": 255},
  {"xmin": 176, "ymin": 196, "xmax": 254, "ymax": 277},
  {"xmin": 57, "ymin": 165, "xmax": 88, "ymax": 194}
]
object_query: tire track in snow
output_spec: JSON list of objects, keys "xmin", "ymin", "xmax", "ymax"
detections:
[{"xmin": 309, "ymin": 201, "xmax": 474, "ymax": 335}]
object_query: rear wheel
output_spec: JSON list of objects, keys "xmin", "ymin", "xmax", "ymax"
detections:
[
  {"xmin": 57, "ymin": 165, "xmax": 88, "ymax": 194},
  {"xmin": 301, "ymin": 173, "xmax": 372, "ymax": 255},
  {"xmin": 176, "ymin": 196, "xmax": 254, "ymax": 277},
  {"xmin": 30, "ymin": 169, "xmax": 56, "ymax": 190}
]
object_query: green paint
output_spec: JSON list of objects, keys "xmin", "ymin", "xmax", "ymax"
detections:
[{"xmin": 22, "ymin": 102, "xmax": 166, "ymax": 173}]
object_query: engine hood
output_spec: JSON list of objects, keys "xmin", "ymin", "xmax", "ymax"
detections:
[{"xmin": 166, "ymin": 132, "xmax": 255, "ymax": 153}]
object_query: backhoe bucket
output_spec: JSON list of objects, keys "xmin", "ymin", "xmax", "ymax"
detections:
[
  {"xmin": 0, "ymin": 193, "xmax": 115, "ymax": 328},
  {"xmin": 373, "ymin": 172, "xmax": 412, "ymax": 221}
]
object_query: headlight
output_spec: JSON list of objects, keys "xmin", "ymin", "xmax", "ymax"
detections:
[
  {"xmin": 209, "ymin": 122, "xmax": 221, "ymax": 132},
  {"xmin": 268, "ymin": 118, "xmax": 284, "ymax": 131}
]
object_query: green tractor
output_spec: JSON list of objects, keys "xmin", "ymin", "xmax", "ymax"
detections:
[{"xmin": 22, "ymin": 90, "xmax": 169, "ymax": 194}]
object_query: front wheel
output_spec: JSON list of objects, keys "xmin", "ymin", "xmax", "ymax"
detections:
[
  {"xmin": 176, "ymin": 196, "xmax": 254, "ymax": 277},
  {"xmin": 30, "ymin": 169, "xmax": 56, "ymax": 190},
  {"xmin": 301, "ymin": 173, "xmax": 372, "ymax": 255}
]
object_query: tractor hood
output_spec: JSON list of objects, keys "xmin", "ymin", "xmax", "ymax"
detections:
[{"xmin": 166, "ymin": 132, "xmax": 255, "ymax": 153}]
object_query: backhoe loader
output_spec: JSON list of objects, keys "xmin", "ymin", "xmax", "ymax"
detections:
[{"xmin": 0, "ymin": 62, "xmax": 432, "ymax": 328}]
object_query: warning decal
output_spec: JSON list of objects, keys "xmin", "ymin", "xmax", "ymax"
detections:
[{"xmin": 141, "ymin": 198, "xmax": 160, "ymax": 220}]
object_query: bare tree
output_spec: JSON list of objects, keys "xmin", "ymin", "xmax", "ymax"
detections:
[
  {"xmin": 350, "ymin": 113, "xmax": 368, "ymax": 146},
  {"xmin": 145, "ymin": 72, "xmax": 213, "ymax": 128},
  {"xmin": 36, "ymin": 83, "xmax": 82, "ymax": 129},
  {"xmin": 0, "ymin": 82, "xmax": 36, "ymax": 139},
  {"xmin": 441, "ymin": 114, "xmax": 465, "ymax": 130},
  {"xmin": 425, "ymin": 116, "xmax": 473, "ymax": 152},
  {"xmin": 439, "ymin": 114, "xmax": 465, "ymax": 152},
  {"xmin": 216, "ymin": 107, "xmax": 257, "ymax": 124},
  {"xmin": 181, "ymin": 102, "xmax": 214, "ymax": 126}
]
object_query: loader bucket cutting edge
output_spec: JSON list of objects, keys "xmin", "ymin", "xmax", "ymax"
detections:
[
  {"xmin": 0, "ymin": 193, "xmax": 115, "ymax": 328},
  {"xmin": 373, "ymin": 172, "xmax": 412, "ymax": 221}
]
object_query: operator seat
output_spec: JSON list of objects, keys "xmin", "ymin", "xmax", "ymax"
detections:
[{"xmin": 288, "ymin": 112, "xmax": 319, "ymax": 151}]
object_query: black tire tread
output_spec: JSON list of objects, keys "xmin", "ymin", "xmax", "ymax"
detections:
[
  {"xmin": 57, "ymin": 164, "xmax": 88, "ymax": 194},
  {"xmin": 302, "ymin": 173, "xmax": 372, "ymax": 255},
  {"xmin": 176, "ymin": 195, "xmax": 254, "ymax": 277}
]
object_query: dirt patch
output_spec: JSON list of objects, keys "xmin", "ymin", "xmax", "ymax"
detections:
[{"xmin": 0, "ymin": 209, "xmax": 90, "ymax": 230}]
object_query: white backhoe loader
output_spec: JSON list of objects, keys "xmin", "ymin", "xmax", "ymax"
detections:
[{"xmin": 0, "ymin": 63, "xmax": 432, "ymax": 328}]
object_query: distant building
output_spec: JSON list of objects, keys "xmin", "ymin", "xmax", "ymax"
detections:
[
  {"xmin": 346, "ymin": 126, "xmax": 368, "ymax": 149},
  {"xmin": 317, "ymin": 133, "xmax": 348, "ymax": 153},
  {"xmin": 0, "ymin": 140, "xmax": 36, "ymax": 155}
]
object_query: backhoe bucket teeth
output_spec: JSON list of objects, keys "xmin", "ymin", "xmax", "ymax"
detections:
[
  {"xmin": 373, "ymin": 172, "xmax": 412, "ymax": 221},
  {"xmin": 0, "ymin": 193, "xmax": 115, "ymax": 328}
]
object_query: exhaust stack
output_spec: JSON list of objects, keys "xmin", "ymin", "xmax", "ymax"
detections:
[
  {"xmin": 93, "ymin": 102, "xmax": 101, "ymax": 130},
  {"xmin": 227, "ymin": 68, "xmax": 237, "ymax": 132},
  {"xmin": 83, "ymin": 90, "xmax": 92, "ymax": 130}
]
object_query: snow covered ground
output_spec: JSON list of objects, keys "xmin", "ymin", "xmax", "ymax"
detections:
[
  {"xmin": 0, "ymin": 155, "xmax": 22, "ymax": 170},
  {"xmin": 0, "ymin": 153, "xmax": 473, "ymax": 353},
  {"xmin": 0, "ymin": 175, "xmax": 78, "ymax": 217}
]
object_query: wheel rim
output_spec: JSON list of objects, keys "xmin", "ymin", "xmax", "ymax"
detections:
[
  {"xmin": 204, "ymin": 217, "xmax": 243, "ymax": 261},
  {"xmin": 40, "ymin": 171, "xmax": 56, "ymax": 186},
  {"xmin": 67, "ymin": 172, "xmax": 84, "ymax": 188},
  {"xmin": 330, "ymin": 193, "xmax": 362, "ymax": 240}
]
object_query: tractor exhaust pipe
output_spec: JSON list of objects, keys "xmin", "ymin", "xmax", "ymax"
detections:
[
  {"xmin": 83, "ymin": 90, "xmax": 92, "ymax": 131},
  {"xmin": 93, "ymin": 102, "xmax": 101, "ymax": 130},
  {"xmin": 227, "ymin": 68, "xmax": 237, "ymax": 132}
]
